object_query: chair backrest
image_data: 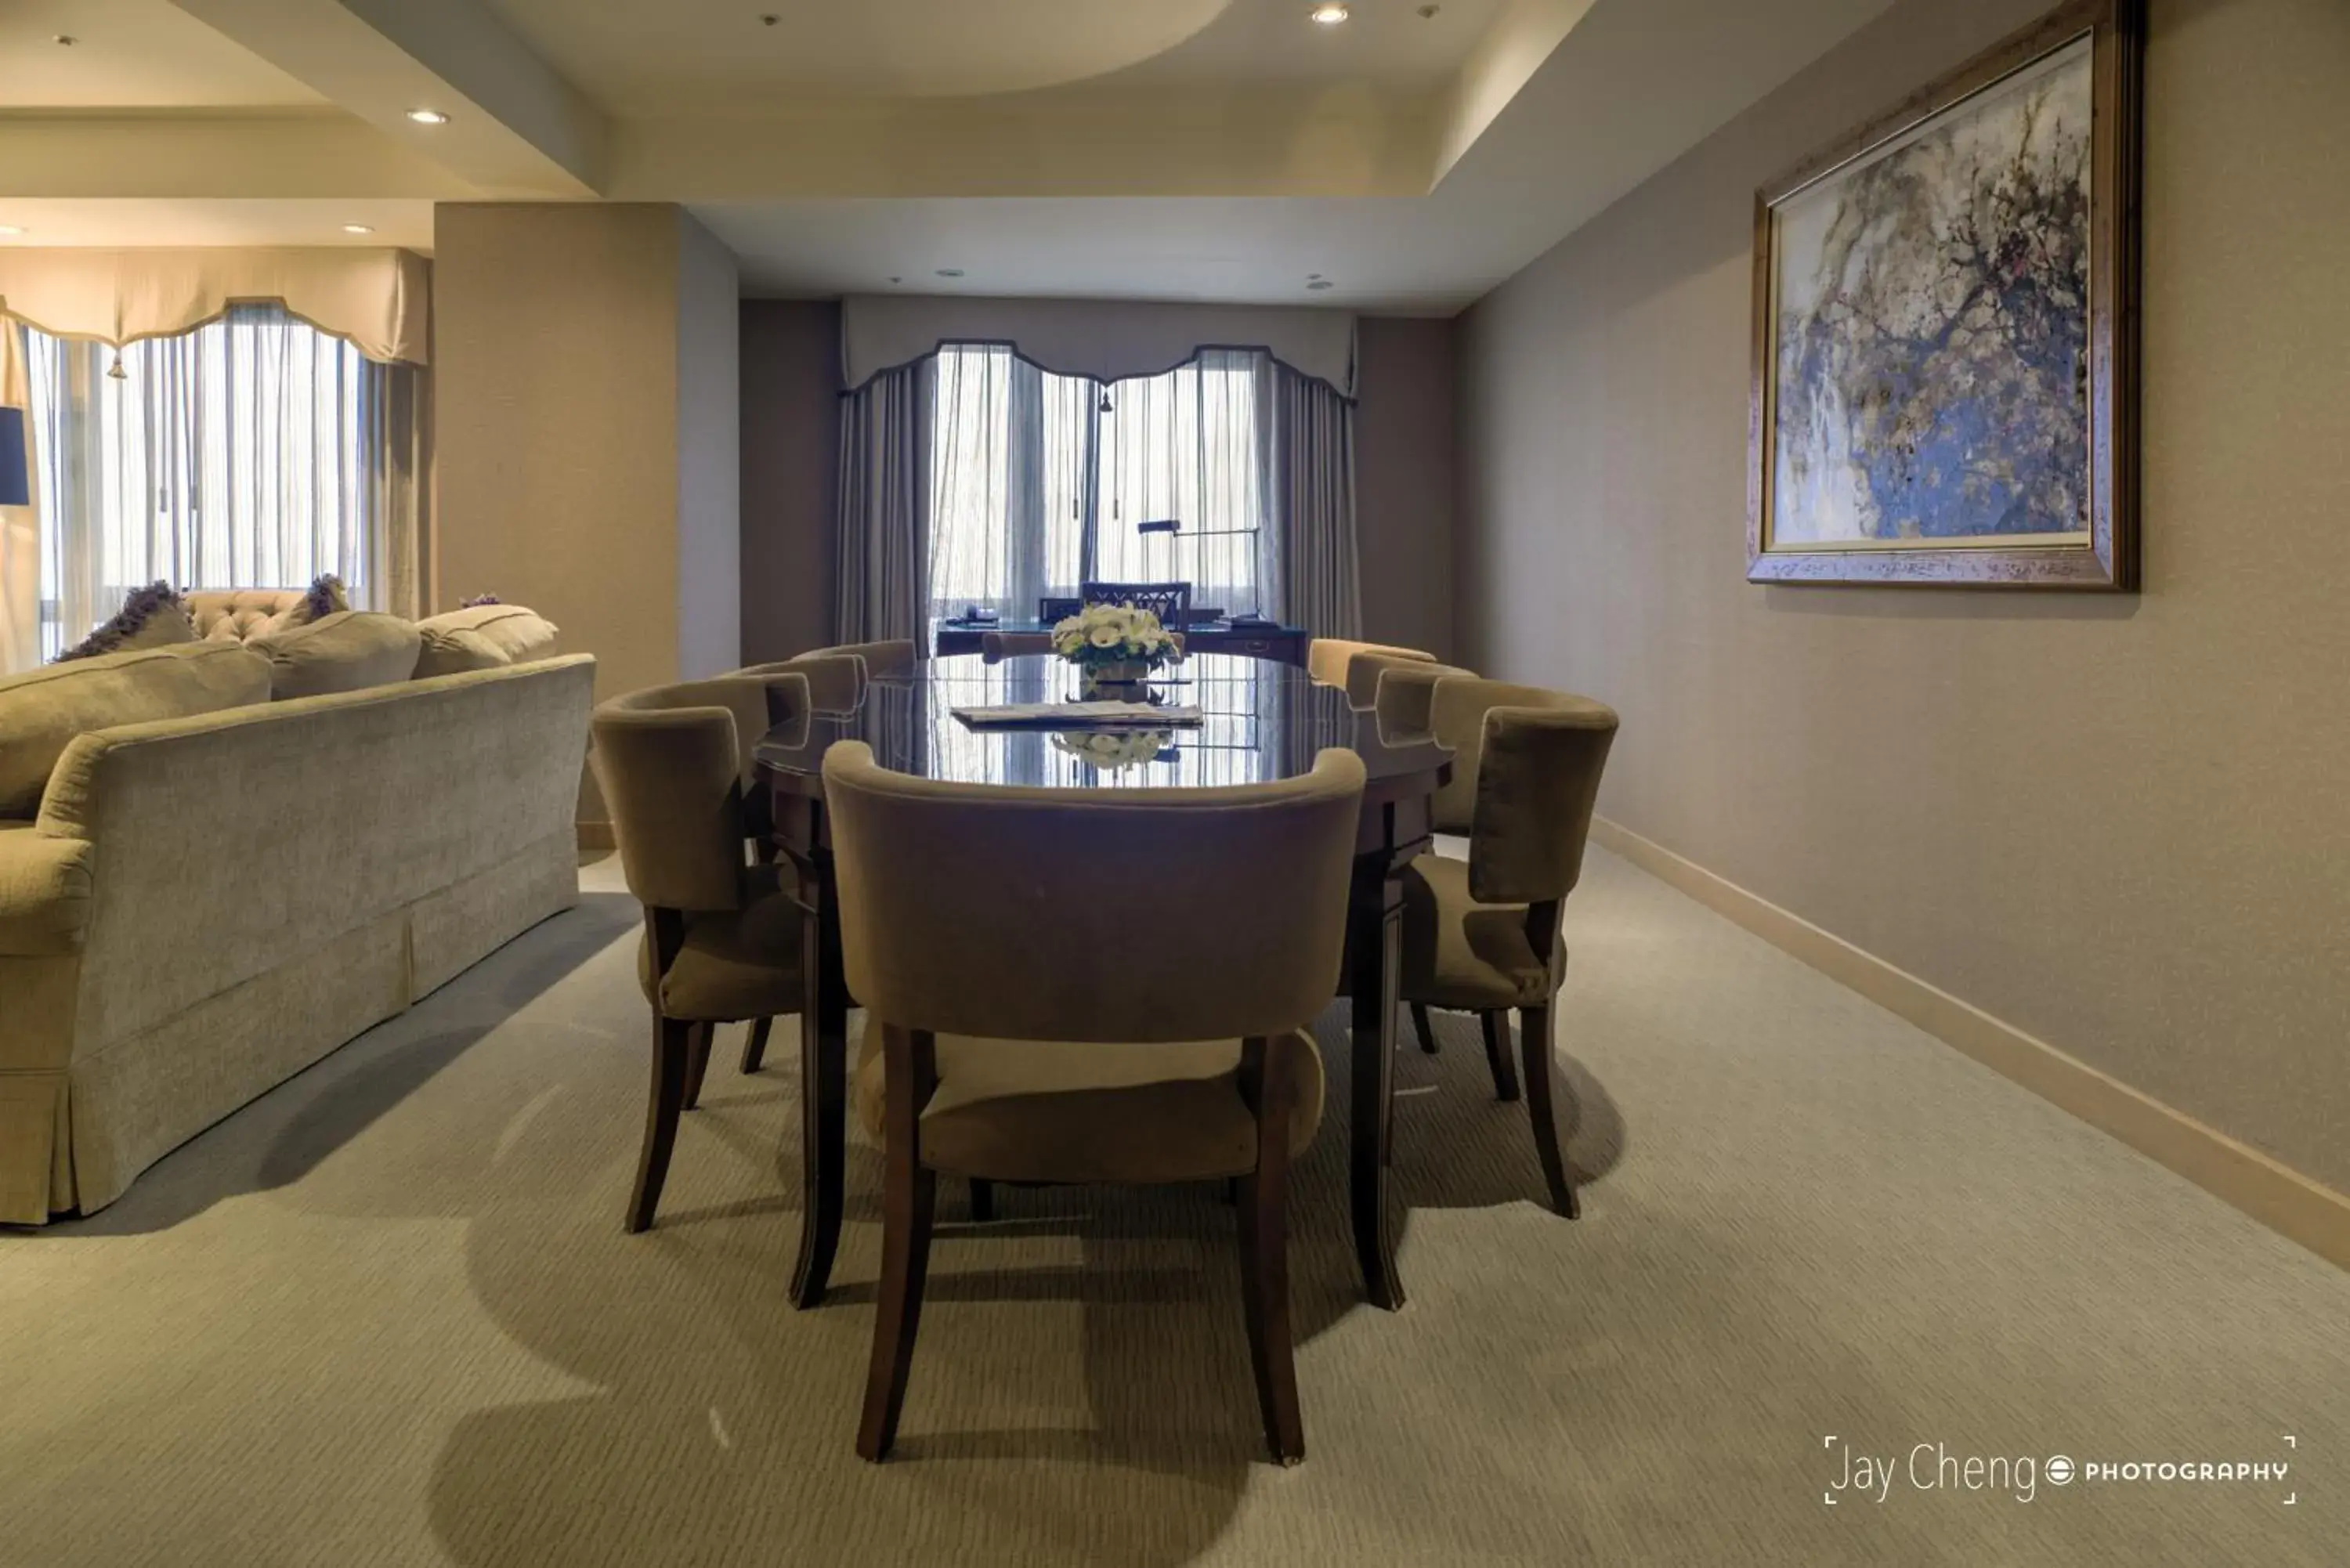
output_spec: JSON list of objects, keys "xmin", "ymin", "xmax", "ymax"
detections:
[
  {"xmin": 825, "ymin": 741, "xmax": 1365, "ymax": 1043},
  {"xmin": 981, "ymin": 630, "xmax": 1056, "ymax": 663},
  {"xmin": 1345, "ymin": 649, "xmax": 1458, "ymax": 710},
  {"xmin": 735, "ymin": 652, "xmax": 864, "ymax": 714},
  {"xmin": 801, "ymin": 639, "xmax": 917, "ymax": 681},
  {"xmin": 1423, "ymin": 677, "xmax": 1618, "ymax": 905},
  {"xmin": 1372, "ymin": 660, "xmax": 1477, "ymax": 737},
  {"xmin": 1081, "ymin": 581, "xmax": 1191, "ymax": 631},
  {"xmin": 1039, "ymin": 595, "xmax": 1082, "ymax": 623},
  {"xmin": 1306, "ymin": 638, "xmax": 1434, "ymax": 692},
  {"xmin": 591, "ymin": 678, "xmax": 772, "ymax": 913}
]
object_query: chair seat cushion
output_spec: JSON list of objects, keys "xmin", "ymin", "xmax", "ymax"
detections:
[
  {"xmin": 852, "ymin": 1023, "xmax": 1325, "ymax": 1184},
  {"xmin": 1399, "ymin": 853, "xmax": 1564, "ymax": 1010},
  {"xmin": 635, "ymin": 876, "xmax": 804, "ymax": 1022}
]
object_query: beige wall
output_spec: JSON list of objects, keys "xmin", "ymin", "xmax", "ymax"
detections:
[
  {"xmin": 739, "ymin": 299, "xmax": 842, "ymax": 666},
  {"xmin": 1457, "ymin": 0, "xmax": 2350, "ymax": 1191},
  {"xmin": 1356, "ymin": 316, "xmax": 1459, "ymax": 659},
  {"xmin": 676, "ymin": 214, "xmax": 742, "ymax": 681}
]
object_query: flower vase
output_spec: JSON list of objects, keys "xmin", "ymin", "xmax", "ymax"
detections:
[{"xmin": 1081, "ymin": 659, "xmax": 1150, "ymax": 700}]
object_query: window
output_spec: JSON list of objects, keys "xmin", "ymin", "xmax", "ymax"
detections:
[
  {"xmin": 925, "ymin": 345, "xmax": 1267, "ymax": 630},
  {"xmin": 20, "ymin": 305, "xmax": 408, "ymax": 659}
]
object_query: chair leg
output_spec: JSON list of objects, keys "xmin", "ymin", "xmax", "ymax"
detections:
[
  {"xmin": 1235, "ymin": 1036, "xmax": 1305, "ymax": 1465},
  {"xmin": 1517, "ymin": 1003, "xmax": 1578, "ymax": 1219},
  {"xmin": 739, "ymin": 1016, "xmax": 773, "ymax": 1075},
  {"xmin": 968, "ymin": 1177, "xmax": 994, "ymax": 1223},
  {"xmin": 681, "ymin": 1021, "xmax": 714, "ymax": 1111},
  {"xmin": 1480, "ymin": 1010, "xmax": 1522, "ymax": 1103},
  {"xmin": 626, "ymin": 1013, "xmax": 693, "ymax": 1234},
  {"xmin": 859, "ymin": 1026, "xmax": 938, "ymax": 1463},
  {"xmin": 1409, "ymin": 1003, "xmax": 1440, "ymax": 1054}
]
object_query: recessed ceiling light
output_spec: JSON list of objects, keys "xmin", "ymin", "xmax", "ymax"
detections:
[
  {"xmin": 1309, "ymin": 3, "xmax": 1350, "ymax": 25},
  {"xmin": 342, "ymin": 223, "xmax": 376, "ymax": 235},
  {"xmin": 935, "ymin": 268, "xmax": 965, "ymax": 278},
  {"xmin": 0, "ymin": 226, "xmax": 24, "ymax": 237},
  {"xmin": 406, "ymin": 108, "xmax": 450, "ymax": 125}
]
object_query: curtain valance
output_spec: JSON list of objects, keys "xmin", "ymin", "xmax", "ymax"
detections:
[
  {"xmin": 842, "ymin": 294, "xmax": 1357, "ymax": 399},
  {"xmin": 0, "ymin": 248, "xmax": 430, "ymax": 366}
]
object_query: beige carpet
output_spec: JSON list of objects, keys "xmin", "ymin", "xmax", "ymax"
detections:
[{"xmin": 2, "ymin": 847, "xmax": 2342, "ymax": 1567}]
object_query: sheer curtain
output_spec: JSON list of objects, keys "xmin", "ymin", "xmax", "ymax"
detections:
[
  {"xmin": 923, "ymin": 345, "xmax": 1271, "ymax": 630},
  {"xmin": 12, "ymin": 304, "xmax": 422, "ymax": 665}
]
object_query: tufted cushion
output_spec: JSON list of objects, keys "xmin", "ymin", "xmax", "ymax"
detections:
[
  {"xmin": 412, "ymin": 604, "xmax": 560, "ymax": 679},
  {"xmin": 246, "ymin": 611, "xmax": 422, "ymax": 699},
  {"xmin": 1397, "ymin": 852, "xmax": 1564, "ymax": 1010},
  {"xmin": 0, "ymin": 643, "xmax": 272, "ymax": 817},
  {"xmin": 851, "ymin": 1022, "xmax": 1324, "ymax": 1184},
  {"xmin": 634, "ymin": 871, "xmax": 804, "ymax": 1022}
]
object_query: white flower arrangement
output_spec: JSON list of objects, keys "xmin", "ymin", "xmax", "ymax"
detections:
[
  {"xmin": 1049, "ymin": 602, "xmax": 1181, "ymax": 672},
  {"xmin": 1051, "ymin": 728, "xmax": 1171, "ymax": 771}
]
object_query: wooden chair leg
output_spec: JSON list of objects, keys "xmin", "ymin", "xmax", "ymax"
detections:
[
  {"xmin": 739, "ymin": 1016, "xmax": 773, "ymax": 1075},
  {"xmin": 626, "ymin": 1013, "xmax": 693, "ymax": 1233},
  {"xmin": 681, "ymin": 1021, "xmax": 714, "ymax": 1111},
  {"xmin": 1235, "ymin": 1035, "xmax": 1305, "ymax": 1465},
  {"xmin": 1409, "ymin": 1002, "xmax": 1440, "ymax": 1054},
  {"xmin": 968, "ymin": 1177, "xmax": 994, "ymax": 1223},
  {"xmin": 1517, "ymin": 1003, "xmax": 1578, "ymax": 1219},
  {"xmin": 1480, "ymin": 1010, "xmax": 1522, "ymax": 1103},
  {"xmin": 858, "ymin": 1026, "xmax": 938, "ymax": 1463}
]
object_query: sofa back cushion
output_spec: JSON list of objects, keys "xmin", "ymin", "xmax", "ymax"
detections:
[
  {"xmin": 247, "ymin": 611, "xmax": 422, "ymax": 699},
  {"xmin": 189, "ymin": 590, "xmax": 304, "ymax": 642},
  {"xmin": 0, "ymin": 643, "xmax": 272, "ymax": 816},
  {"xmin": 413, "ymin": 605, "xmax": 560, "ymax": 679}
]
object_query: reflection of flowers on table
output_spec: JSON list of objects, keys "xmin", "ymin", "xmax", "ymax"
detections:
[{"xmin": 1051, "ymin": 729, "xmax": 1171, "ymax": 772}]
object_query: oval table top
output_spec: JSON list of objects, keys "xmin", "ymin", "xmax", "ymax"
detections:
[{"xmin": 753, "ymin": 652, "xmax": 1452, "ymax": 793}]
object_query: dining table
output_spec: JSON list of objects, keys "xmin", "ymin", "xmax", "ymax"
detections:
[{"xmin": 752, "ymin": 651, "xmax": 1451, "ymax": 1312}]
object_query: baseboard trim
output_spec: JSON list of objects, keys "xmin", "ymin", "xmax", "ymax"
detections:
[
  {"xmin": 576, "ymin": 822, "xmax": 616, "ymax": 853},
  {"xmin": 1589, "ymin": 816, "xmax": 2350, "ymax": 1272}
]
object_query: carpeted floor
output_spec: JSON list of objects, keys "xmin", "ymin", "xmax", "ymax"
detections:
[{"xmin": 2, "ymin": 846, "xmax": 2342, "ymax": 1566}]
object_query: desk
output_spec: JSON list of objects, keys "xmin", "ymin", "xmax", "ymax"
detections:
[
  {"xmin": 934, "ymin": 620, "xmax": 1311, "ymax": 667},
  {"xmin": 754, "ymin": 653, "xmax": 1444, "ymax": 1311}
]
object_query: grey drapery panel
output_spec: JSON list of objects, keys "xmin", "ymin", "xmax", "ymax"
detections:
[
  {"xmin": 1267, "ymin": 363, "xmax": 1360, "ymax": 641},
  {"xmin": 833, "ymin": 361, "xmax": 932, "ymax": 645}
]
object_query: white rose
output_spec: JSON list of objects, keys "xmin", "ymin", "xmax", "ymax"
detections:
[{"xmin": 1088, "ymin": 623, "xmax": 1123, "ymax": 649}]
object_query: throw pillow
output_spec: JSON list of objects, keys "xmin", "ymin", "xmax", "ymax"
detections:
[
  {"xmin": 0, "ymin": 644, "xmax": 271, "ymax": 815},
  {"xmin": 248, "ymin": 610, "xmax": 422, "ymax": 699},
  {"xmin": 412, "ymin": 604, "xmax": 560, "ymax": 679},
  {"xmin": 262, "ymin": 573, "xmax": 352, "ymax": 638},
  {"xmin": 52, "ymin": 583, "xmax": 199, "ymax": 663}
]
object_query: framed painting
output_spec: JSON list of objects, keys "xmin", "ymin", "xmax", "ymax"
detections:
[{"xmin": 1748, "ymin": 0, "xmax": 2143, "ymax": 588}]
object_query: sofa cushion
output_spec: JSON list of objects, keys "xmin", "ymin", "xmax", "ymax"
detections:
[
  {"xmin": 247, "ymin": 611, "xmax": 422, "ymax": 699},
  {"xmin": 190, "ymin": 576, "xmax": 351, "ymax": 644},
  {"xmin": 0, "ymin": 643, "xmax": 273, "ymax": 816},
  {"xmin": 413, "ymin": 605, "xmax": 560, "ymax": 679},
  {"xmin": 55, "ymin": 583, "xmax": 198, "ymax": 663}
]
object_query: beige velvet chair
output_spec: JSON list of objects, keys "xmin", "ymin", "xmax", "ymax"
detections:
[
  {"xmin": 1370, "ymin": 659, "xmax": 1478, "ymax": 738},
  {"xmin": 1306, "ymin": 638, "xmax": 1434, "ymax": 694},
  {"xmin": 1394, "ymin": 677, "xmax": 1617, "ymax": 1217},
  {"xmin": 822, "ymin": 740, "xmax": 1367, "ymax": 1465},
  {"xmin": 799, "ymin": 638, "xmax": 918, "ymax": 681},
  {"xmin": 592, "ymin": 679, "xmax": 806, "ymax": 1233},
  {"xmin": 979, "ymin": 630, "xmax": 1055, "ymax": 663},
  {"xmin": 732, "ymin": 650, "xmax": 869, "ymax": 714}
]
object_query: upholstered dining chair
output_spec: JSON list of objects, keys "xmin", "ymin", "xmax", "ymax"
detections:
[
  {"xmin": 801, "ymin": 638, "xmax": 918, "ymax": 681},
  {"xmin": 1306, "ymin": 638, "xmax": 1434, "ymax": 694},
  {"xmin": 592, "ymin": 679, "xmax": 805, "ymax": 1233},
  {"xmin": 979, "ymin": 630, "xmax": 1055, "ymax": 663},
  {"xmin": 1370, "ymin": 660, "xmax": 1478, "ymax": 738},
  {"xmin": 822, "ymin": 740, "xmax": 1367, "ymax": 1465},
  {"xmin": 1393, "ymin": 677, "xmax": 1617, "ymax": 1218},
  {"xmin": 732, "ymin": 649, "xmax": 869, "ymax": 714}
]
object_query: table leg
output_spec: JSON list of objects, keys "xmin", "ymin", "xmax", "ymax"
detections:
[
  {"xmin": 789, "ymin": 852, "xmax": 848, "ymax": 1310},
  {"xmin": 1347, "ymin": 847, "xmax": 1407, "ymax": 1311}
]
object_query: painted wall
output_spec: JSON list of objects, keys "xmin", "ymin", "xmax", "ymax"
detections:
[
  {"xmin": 739, "ymin": 299, "xmax": 842, "ymax": 666},
  {"xmin": 734, "ymin": 305, "xmax": 1458, "ymax": 659},
  {"xmin": 676, "ymin": 214, "xmax": 742, "ymax": 681},
  {"xmin": 1356, "ymin": 316, "xmax": 1459, "ymax": 659},
  {"xmin": 1455, "ymin": 0, "xmax": 2350, "ymax": 1190}
]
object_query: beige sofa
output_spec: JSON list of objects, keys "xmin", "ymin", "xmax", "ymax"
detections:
[{"xmin": 0, "ymin": 652, "xmax": 597, "ymax": 1224}]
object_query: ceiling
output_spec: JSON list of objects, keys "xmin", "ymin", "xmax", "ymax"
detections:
[{"xmin": 0, "ymin": 0, "xmax": 1900, "ymax": 313}]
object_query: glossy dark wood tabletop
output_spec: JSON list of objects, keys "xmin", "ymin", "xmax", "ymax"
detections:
[{"xmin": 753, "ymin": 652, "xmax": 1451, "ymax": 789}]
